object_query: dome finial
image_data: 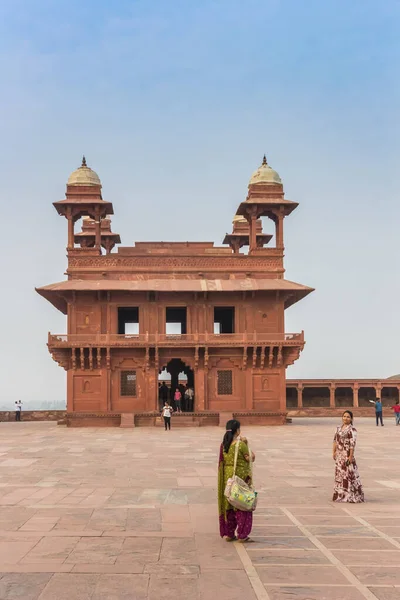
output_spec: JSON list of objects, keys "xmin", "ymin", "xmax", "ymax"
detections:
[
  {"xmin": 81, "ymin": 155, "xmax": 87, "ymax": 168},
  {"xmin": 262, "ymin": 154, "xmax": 267, "ymax": 165}
]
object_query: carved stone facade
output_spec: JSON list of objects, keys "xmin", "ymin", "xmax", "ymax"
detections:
[{"xmin": 36, "ymin": 156, "xmax": 313, "ymax": 426}]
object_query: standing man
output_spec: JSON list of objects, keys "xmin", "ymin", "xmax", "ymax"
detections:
[
  {"xmin": 161, "ymin": 401, "xmax": 173, "ymax": 431},
  {"xmin": 369, "ymin": 397, "xmax": 384, "ymax": 426},
  {"xmin": 15, "ymin": 400, "xmax": 22, "ymax": 422},
  {"xmin": 185, "ymin": 387, "xmax": 194, "ymax": 412},
  {"xmin": 391, "ymin": 399, "xmax": 400, "ymax": 426}
]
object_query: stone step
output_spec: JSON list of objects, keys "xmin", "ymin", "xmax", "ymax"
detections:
[
  {"xmin": 120, "ymin": 413, "xmax": 135, "ymax": 428},
  {"xmin": 155, "ymin": 417, "xmax": 200, "ymax": 427}
]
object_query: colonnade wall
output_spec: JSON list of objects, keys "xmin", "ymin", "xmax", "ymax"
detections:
[{"xmin": 286, "ymin": 379, "xmax": 400, "ymax": 411}]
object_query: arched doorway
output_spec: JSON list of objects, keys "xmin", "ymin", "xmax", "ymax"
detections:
[{"xmin": 158, "ymin": 358, "xmax": 195, "ymax": 412}]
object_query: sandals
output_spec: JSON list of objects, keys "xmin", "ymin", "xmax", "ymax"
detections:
[
  {"xmin": 237, "ymin": 537, "xmax": 253, "ymax": 543},
  {"xmin": 225, "ymin": 536, "xmax": 237, "ymax": 542}
]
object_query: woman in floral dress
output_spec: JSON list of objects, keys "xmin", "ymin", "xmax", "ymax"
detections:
[{"xmin": 332, "ymin": 410, "xmax": 364, "ymax": 503}]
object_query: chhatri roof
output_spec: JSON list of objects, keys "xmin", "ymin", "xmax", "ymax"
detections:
[
  {"xmin": 249, "ymin": 155, "xmax": 282, "ymax": 185},
  {"xmin": 67, "ymin": 156, "xmax": 101, "ymax": 187},
  {"xmin": 36, "ymin": 278, "xmax": 314, "ymax": 314}
]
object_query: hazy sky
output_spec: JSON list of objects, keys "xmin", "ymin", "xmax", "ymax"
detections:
[{"xmin": 0, "ymin": 0, "xmax": 399, "ymax": 406}]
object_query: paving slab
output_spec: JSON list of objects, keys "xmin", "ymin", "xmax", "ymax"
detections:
[{"xmin": 0, "ymin": 418, "xmax": 399, "ymax": 599}]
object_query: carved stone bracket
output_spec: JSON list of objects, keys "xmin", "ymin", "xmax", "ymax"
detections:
[
  {"xmin": 89, "ymin": 347, "xmax": 93, "ymax": 370},
  {"xmin": 96, "ymin": 347, "xmax": 101, "ymax": 369},
  {"xmin": 260, "ymin": 346, "xmax": 266, "ymax": 369},
  {"xmin": 49, "ymin": 348, "xmax": 70, "ymax": 371},
  {"xmin": 277, "ymin": 345, "xmax": 283, "ymax": 367},
  {"xmin": 106, "ymin": 348, "xmax": 111, "ymax": 369},
  {"xmin": 268, "ymin": 346, "xmax": 274, "ymax": 369},
  {"xmin": 252, "ymin": 346, "xmax": 257, "ymax": 369},
  {"xmin": 80, "ymin": 348, "xmax": 85, "ymax": 370},
  {"xmin": 204, "ymin": 347, "xmax": 209, "ymax": 370}
]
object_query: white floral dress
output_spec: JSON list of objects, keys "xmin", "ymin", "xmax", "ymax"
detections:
[{"xmin": 333, "ymin": 425, "xmax": 364, "ymax": 503}]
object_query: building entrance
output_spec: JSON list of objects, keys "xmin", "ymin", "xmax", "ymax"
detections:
[{"xmin": 158, "ymin": 358, "xmax": 195, "ymax": 412}]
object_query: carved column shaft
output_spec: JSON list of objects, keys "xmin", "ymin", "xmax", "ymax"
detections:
[
  {"xmin": 330, "ymin": 384, "xmax": 336, "ymax": 408},
  {"xmin": 353, "ymin": 384, "xmax": 359, "ymax": 407},
  {"xmin": 95, "ymin": 206, "xmax": 101, "ymax": 249},
  {"xmin": 297, "ymin": 384, "xmax": 303, "ymax": 408},
  {"xmin": 67, "ymin": 215, "xmax": 74, "ymax": 249}
]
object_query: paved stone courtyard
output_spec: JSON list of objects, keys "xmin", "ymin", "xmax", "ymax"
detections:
[{"xmin": 0, "ymin": 418, "xmax": 398, "ymax": 599}]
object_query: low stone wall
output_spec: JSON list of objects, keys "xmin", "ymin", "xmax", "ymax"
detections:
[
  {"xmin": 65, "ymin": 413, "xmax": 120, "ymax": 427},
  {"xmin": 64, "ymin": 411, "xmax": 287, "ymax": 427},
  {"xmin": 0, "ymin": 410, "xmax": 66, "ymax": 422},
  {"xmin": 234, "ymin": 412, "xmax": 287, "ymax": 426}
]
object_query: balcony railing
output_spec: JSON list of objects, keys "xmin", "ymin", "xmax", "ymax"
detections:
[{"xmin": 48, "ymin": 331, "xmax": 304, "ymax": 347}]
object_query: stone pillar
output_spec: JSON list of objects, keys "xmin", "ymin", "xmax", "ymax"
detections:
[
  {"xmin": 67, "ymin": 215, "xmax": 74, "ymax": 249},
  {"xmin": 353, "ymin": 383, "xmax": 359, "ymax": 407},
  {"xmin": 330, "ymin": 384, "xmax": 336, "ymax": 408},
  {"xmin": 275, "ymin": 213, "xmax": 284, "ymax": 249},
  {"xmin": 297, "ymin": 384, "xmax": 303, "ymax": 408},
  {"xmin": 95, "ymin": 221, "xmax": 101, "ymax": 249},
  {"xmin": 249, "ymin": 212, "xmax": 257, "ymax": 252},
  {"xmin": 195, "ymin": 367, "xmax": 205, "ymax": 411}
]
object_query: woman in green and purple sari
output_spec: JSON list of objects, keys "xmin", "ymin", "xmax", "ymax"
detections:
[{"xmin": 218, "ymin": 419, "xmax": 255, "ymax": 542}]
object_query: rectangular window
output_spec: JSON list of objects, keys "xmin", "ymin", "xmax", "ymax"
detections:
[
  {"xmin": 214, "ymin": 307, "xmax": 235, "ymax": 334},
  {"xmin": 217, "ymin": 370, "xmax": 233, "ymax": 395},
  {"xmin": 120, "ymin": 370, "xmax": 137, "ymax": 397},
  {"xmin": 118, "ymin": 308, "xmax": 139, "ymax": 335},
  {"xmin": 166, "ymin": 307, "xmax": 187, "ymax": 335}
]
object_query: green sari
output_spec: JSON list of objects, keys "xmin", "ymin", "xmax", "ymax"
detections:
[{"xmin": 218, "ymin": 439, "xmax": 253, "ymax": 537}]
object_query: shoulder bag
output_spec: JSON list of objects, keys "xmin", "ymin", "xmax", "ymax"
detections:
[{"xmin": 224, "ymin": 440, "xmax": 257, "ymax": 511}]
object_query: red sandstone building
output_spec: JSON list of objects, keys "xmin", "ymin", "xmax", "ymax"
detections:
[{"xmin": 36, "ymin": 156, "xmax": 314, "ymax": 426}]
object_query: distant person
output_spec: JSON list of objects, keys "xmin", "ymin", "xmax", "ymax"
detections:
[
  {"xmin": 161, "ymin": 401, "xmax": 173, "ymax": 430},
  {"xmin": 369, "ymin": 397, "xmax": 384, "ymax": 426},
  {"xmin": 332, "ymin": 410, "xmax": 364, "ymax": 503},
  {"xmin": 15, "ymin": 400, "xmax": 22, "ymax": 422},
  {"xmin": 159, "ymin": 382, "xmax": 169, "ymax": 409},
  {"xmin": 391, "ymin": 399, "xmax": 400, "ymax": 426},
  {"xmin": 179, "ymin": 383, "xmax": 186, "ymax": 407},
  {"xmin": 185, "ymin": 387, "xmax": 194, "ymax": 412},
  {"xmin": 174, "ymin": 388, "xmax": 182, "ymax": 413}
]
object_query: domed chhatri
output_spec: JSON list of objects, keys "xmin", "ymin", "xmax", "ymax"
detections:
[
  {"xmin": 67, "ymin": 156, "xmax": 102, "ymax": 186},
  {"xmin": 249, "ymin": 155, "xmax": 282, "ymax": 186}
]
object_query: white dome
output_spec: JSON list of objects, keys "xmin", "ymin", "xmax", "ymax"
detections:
[
  {"xmin": 249, "ymin": 155, "xmax": 281, "ymax": 185},
  {"xmin": 67, "ymin": 156, "xmax": 101, "ymax": 186}
]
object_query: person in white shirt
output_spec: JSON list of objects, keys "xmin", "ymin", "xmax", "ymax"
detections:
[
  {"xmin": 161, "ymin": 401, "xmax": 173, "ymax": 430},
  {"xmin": 15, "ymin": 400, "xmax": 22, "ymax": 422}
]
